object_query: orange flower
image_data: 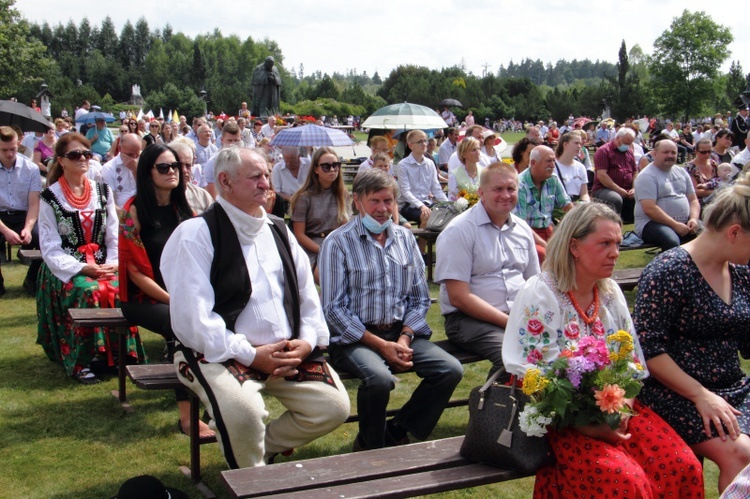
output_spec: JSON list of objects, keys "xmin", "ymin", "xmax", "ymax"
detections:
[
  {"xmin": 559, "ymin": 349, "xmax": 574, "ymax": 358},
  {"xmin": 594, "ymin": 384, "xmax": 626, "ymax": 414}
]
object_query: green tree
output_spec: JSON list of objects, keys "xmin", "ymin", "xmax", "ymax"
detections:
[
  {"xmin": 725, "ymin": 61, "xmax": 747, "ymax": 108},
  {"xmin": 649, "ymin": 10, "xmax": 733, "ymax": 121},
  {"xmin": 606, "ymin": 40, "xmax": 646, "ymax": 121},
  {"xmin": 0, "ymin": 0, "xmax": 50, "ymax": 97},
  {"xmin": 97, "ymin": 16, "xmax": 119, "ymax": 59}
]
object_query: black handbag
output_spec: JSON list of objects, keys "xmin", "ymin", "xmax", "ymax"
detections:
[
  {"xmin": 460, "ymin": 370, "xmax": 554, "ymax": 473},
  {"xmin": 425, "ymin": 202, "xmax": 459, "ymax": 231}
]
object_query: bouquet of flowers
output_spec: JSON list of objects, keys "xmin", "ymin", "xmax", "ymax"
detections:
[
  {"xmin": 519, "ymin": 330, "xmax": 644, "ymax": 437},
  {"xmin": 455, "ymin": 186, "xmax": 479, "ymax": 212}
]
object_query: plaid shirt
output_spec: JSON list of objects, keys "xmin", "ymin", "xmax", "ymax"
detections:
[
  {"xmin": 513, "ymin": 168, "xmax": 571, "ymax": 229},
  {"xmin": 592, "ymin": 141, "xmax": 637, "ymax": 192}
]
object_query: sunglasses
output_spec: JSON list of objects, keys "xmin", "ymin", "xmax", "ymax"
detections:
[
  {"xmin": 153, "ymin": 162, "xmax": 181, "ymax": 174},
  {"xmin": 697, "ymin": 150, "xmax": 711, "ymax": 154},
  {"xmin": 318, "ymin": 162, "xmax": 341, "ymax": 172},
  {"xmin": 63, "ymin": 150, "xmax": 93, "ymax": 160}
]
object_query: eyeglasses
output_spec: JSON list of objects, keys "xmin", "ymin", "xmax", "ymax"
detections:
[
  {"xmin": 153, "ymin": 162, "xmax": 181, "ymax": 174},
  {"xmin": 318, "ymin": 162, "xmax": 341, "ymax": 172},
  {"xmin": 697, "ymin": 150, "xmax": 711, "ymax": 154},
  {"xmin": 410, "ymin": 140, "xmax": 428, "ymax": 146},
  {"xmin": 63, "ymin": 150, "xmax": 93, "ymax": 160}
]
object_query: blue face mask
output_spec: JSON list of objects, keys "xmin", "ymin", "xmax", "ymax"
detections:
[
  {"xmin": 361, "ymin": 213, "xmax": 392, "ymax": 234},
  {"xmin": 617, "ymin": 144, "xmax": 630, "ymax": 152}
]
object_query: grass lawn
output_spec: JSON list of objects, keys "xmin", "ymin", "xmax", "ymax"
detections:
[{"xmin": 0, "ymin": 241, "xmax": 728, "ymax": 498}]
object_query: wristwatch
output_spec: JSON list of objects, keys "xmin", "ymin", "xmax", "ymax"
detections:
[{"xmin": 400, "ymin": 331, "xmax": 415, "ymax": 342}]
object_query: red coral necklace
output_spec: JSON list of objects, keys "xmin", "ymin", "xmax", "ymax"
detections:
[
  {"xmin": 59, "ymin": 176, "xmax": 91, "ymax": 210},
  {"xmin": 567, "ymin": 287, "xmax": 600, "ymax": 325}
]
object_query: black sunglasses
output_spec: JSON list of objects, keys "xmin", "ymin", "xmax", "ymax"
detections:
[
  {"xmin": 318, "ymin": 161, "xmax": 341, "ymax": 172},
  {"xmin": 63, "ymin": 150, "xmax": 93, "ymax": 160},
  {"xmin": 153, "ymin": 162, "xmax": 181, "ymax": 174}
]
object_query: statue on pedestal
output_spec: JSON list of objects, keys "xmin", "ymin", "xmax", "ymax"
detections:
[{"xmin": 251, "ymin": 56, "xmax": 282, "ymax": 117}]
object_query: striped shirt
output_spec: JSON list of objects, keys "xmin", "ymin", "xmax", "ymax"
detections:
[{"xmin": 319, "ymin": 217, "xmax": 431, "ymax": 345}]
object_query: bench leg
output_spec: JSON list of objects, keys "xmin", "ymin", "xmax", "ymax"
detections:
[
  {"xmin": 178, "ymin": 393, "xmax": 216, "ymax": 498},
  {"xmin": 113, "ymin": 326, "xmax": 133, "ymax": 413}
]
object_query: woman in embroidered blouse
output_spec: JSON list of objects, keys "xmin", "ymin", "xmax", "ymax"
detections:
[
  {"xmin": 502, "ymin": 203, "xmax": 703, "ymax": 498},
  {"xmin": 448, "ymin": 137, "xmax": 483, "ymax": 201},
  {"xmin": 290, "ymin": 147, "xmax": 350, "ymax": 283},
  {"xmin": 687, "ymin": 138, "xmax": 719, "ymax": 208},
  {"xmin": 634, "ymin": 175, "xmax": 750, "ymax": 493},
  {"xmin": 37, "ymin": 133, "xmax": 143, "ymax": 385},
  {"xmin": 554, "ymin": 132, "xmax": 590, "ymax": 203},
  {"xmin": 119, "ymin": 143, "xmax": 213, "ymax": 438}
]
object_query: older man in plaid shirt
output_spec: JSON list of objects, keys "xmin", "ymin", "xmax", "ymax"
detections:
[
  {"xmin": 591, "ymin": 127, "xmax": 638, "ymax": 223},
  {"xmin": 513, "ymin": 145, "xmax": 573, "ymax": 264}
]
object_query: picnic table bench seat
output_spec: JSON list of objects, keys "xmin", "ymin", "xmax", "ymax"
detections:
[{"xmin": 221, "ymin": 435, "xmax": 532, "ymax": 498}]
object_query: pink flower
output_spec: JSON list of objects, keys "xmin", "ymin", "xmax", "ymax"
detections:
[
  {"xmin": 526, "ymin": 348, "xmax": 543, "ymax": 364},
  {"xmin": 594, "ymin": 384, "xmax": 626, "ymax": 413},
  {"xmin": 527, "ymin": 319, "xmax": 544, "ymax": 336},
  {"xmin": 575, "ymin": 336, "xmax": 611, "ymax": 367},
  {"xmin": 564, "ymin": 322, "xmax": 581, "ymax": 340}
]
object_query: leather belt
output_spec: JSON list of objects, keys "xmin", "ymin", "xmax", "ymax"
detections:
[{"xmin": 0, "ymin": 210, "xmax": 26, "ymax": 216}]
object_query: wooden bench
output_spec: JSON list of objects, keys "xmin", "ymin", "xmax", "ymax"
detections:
[
  {"xmin": 221, "ymin": 435, "xmax": 532, "ymax": 498},
  {"xmin": 341, "ymin": 160, "xmax": 361, "ymax": 183},
  {"xmin": 612, "ymin": 267, "xmax": 645, "ymax": 291},
  {"xmin": 68, "ymin": 308, "xmax": 133, "ymax": 411},
  {"xmin": 125, "ymin": 339, "xmax": 484, "ymax": 487},
  {"xmin": 19, "ymin": 249, "xmax": 42, "ymax": 264},
  {"xmin": 411, "ymin": 228, "xmax": 439, "ymax": 281}
]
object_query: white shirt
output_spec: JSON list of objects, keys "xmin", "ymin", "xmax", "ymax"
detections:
[
  {"xmin": 261, "ymin": 123, "xmax": 275, "ymax": 139},
  {"xmin": 101, "ymin": 155, "xmax": 137, "ymax": 208},
  {"xmin": 271, "ymin": 158, "xmax": 311, "ymax": 198},
  {"xmin": 161, "ymin": 199, "xmax": 327, "ymax": 366},
  {"xmin": 435, "ymin": 203, "xmax": 539, "ymax": 315},
  {"xmin": 38, "ymin": 179, "xmax": 118, "ymax": 283},
  {"xmin": 396, "ymin": 153, "xmax": 447, "ymax": 208}
]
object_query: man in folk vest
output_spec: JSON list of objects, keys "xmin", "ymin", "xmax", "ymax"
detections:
[{"xmin": 161, "ymin": 147, "xmax": 349, "ymax": 469}]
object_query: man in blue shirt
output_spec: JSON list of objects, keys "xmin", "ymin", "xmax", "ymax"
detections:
[
  {"xmin": 85, "ymin": 117, "xmax": 114, "ymax": 161},
  {"xmin": 320, "ymin": 169, "xmax": 462, "ymax": 452},
  {"xmin": 0, "ymin": 126, "xmax": 42, "ymax": 296}
]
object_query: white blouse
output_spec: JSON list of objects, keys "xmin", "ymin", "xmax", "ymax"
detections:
[
  {"xmin": 502, "ymin": 272, "xmax": 649, "ymax": 378},
  {"xmin": 38, "ymin": 179, "xmax": 118, "ymax": 283}
]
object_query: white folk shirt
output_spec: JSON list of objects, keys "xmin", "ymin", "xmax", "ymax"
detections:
[{"xmin": 161, "ymin": 198, "xmax": 328, "ymax": 366}]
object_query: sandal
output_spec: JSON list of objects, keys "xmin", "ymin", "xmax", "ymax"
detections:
[{"xmin": 73, "ymin": 368, "xmax": 100, "ymax": 385}]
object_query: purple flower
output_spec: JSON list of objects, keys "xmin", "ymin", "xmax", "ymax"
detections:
[{"xmin": 566, "ymin": 356, "xmax": 595, "ymax": 388}]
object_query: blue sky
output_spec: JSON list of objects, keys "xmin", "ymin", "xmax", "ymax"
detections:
[{"xmin": 17, "ymin": 0, "xmax": 749, "ymax": 78}]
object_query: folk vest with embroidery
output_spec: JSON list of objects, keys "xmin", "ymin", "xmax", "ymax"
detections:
[{"xmin": 40, "ymin": 182, "xmax": 109, "ymax": 264}]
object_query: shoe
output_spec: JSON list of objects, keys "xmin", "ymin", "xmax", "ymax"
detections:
[
  {"xmin": 22, "ymin": 278, "xmax": 36, "ymax": 296},
  {"xmin": 72, "ymin": 368, "xmax": 100, "ymax": 385},
  {"xmin": 352, "ymin": 433, "xmax": 367, "ymax": 452},
  {"xmin": 177, "ymin": 419, "xmax": 188, "ymax": 436},
  {"xmin": 384, "ymin": 424, "xmax": 410, "ymax": 447},
  {"xmin": 265, "ymin": 448, "xmax": 294, "ymax": 464}
]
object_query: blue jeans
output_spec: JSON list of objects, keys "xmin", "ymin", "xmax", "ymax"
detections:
[
  {"xmin": 329, "ymin": 335, "xmax": 462, "ymax": 449},
  {"xmin": 641, "ymin": 221, "xmax": 695, "ymax": 251}
]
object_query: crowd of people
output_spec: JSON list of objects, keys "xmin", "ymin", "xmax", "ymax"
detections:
[{"xmin": 3, "ymin": 94, "xmax": 750, "ymax": 497}]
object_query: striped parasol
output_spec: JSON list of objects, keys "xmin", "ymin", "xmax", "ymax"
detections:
[{"xmin": 270, "ymin": 124, "xmax": 353, "ymax": 147}]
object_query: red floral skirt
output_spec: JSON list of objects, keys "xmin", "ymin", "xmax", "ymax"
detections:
[{"xmin": 534, "ymin": 401, "xmax": 704, "ymax": 498}]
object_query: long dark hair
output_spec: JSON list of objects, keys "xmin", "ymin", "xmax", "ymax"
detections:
[
  {"xmin": 47, "ymin": 133, "xmax": 92, "ymax": 185},
  {"xmin": 134, "ymin": 143, "xmax": 193, "ymax": 232}
]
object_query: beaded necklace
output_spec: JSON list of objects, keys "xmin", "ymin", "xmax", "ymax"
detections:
[
  {"xmin": 59, "ymin": 175, "xmax": 92, "ymax": 210},
  {"xmin": 567, "ymin": 287, "xmax": 600, "ymax": 326}
]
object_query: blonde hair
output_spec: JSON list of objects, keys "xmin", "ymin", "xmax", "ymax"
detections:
[
  {"xmin": 703, "ymin": 173, "xmax": 750, "ymax": 231},
  {"xmin": 458, "ymin": 137, "xmax": 481, "ymax": 165},
  {"xmin": 543, "ymin": 203, "xmax": 622, "ymax": 293}
]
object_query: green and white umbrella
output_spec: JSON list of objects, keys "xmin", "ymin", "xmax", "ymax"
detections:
[{"xmin": 362, "ymin": 102, "xmax": 448, "ymax": 130}]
